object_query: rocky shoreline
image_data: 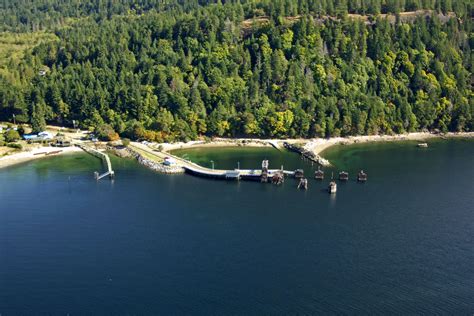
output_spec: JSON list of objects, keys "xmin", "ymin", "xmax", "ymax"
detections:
[
  {"xmin": 125, "ymin": 147, "xmax": 184, "ymax": 174},
  {"xmin": 283, "ymin": 142, "xmax": 331, "ymax": 166}
]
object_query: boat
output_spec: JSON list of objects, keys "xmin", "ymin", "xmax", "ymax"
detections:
[
  {"xmin": 328, "ymin": 181, "xmax": 337, "ymax": 193},
  {"xmin": 315, "ymin": 167, "xmax": 324, "ymax": 180},
  {"xmin": 417, "ymin": 143, "xmax": 428, "ymax": 148},
  {"xmin": 357, "ymin": 170, "xmax": 367, "ymax": 182},
  {"xmin": 339, "ymin": 171, "xmax": 349, "ymax": 181}
]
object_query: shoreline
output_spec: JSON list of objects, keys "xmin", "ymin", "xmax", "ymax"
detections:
[
  {"xmin": 0, "ymin": 132, "xmax": 472, "ymax": 170},
  {"xmin": 158, "ymin": 138, "xmax": 279, "ymax": 152},
  {"xmin": 161, "ymin": 132, "xmax": 474, "ymax": 166},
  {"xmin": 0, "ymin": 146, "xmax": 82, "ymax": 169},
  {"xmin": 307, "ymin": 132, "xmax": 474, "ymax": 157},
  {"xmin": 163, "ymin": 132, "xmax": 474, "ymax": 153}
]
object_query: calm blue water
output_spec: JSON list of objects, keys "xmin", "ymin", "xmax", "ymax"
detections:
[{"xmin": 1, "ymin": 139, "xmax": 473, "ymax": 314}]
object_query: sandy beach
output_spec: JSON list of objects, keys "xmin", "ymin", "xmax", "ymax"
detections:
[
  {"xmin": 303, "ymin": 132, "xmax": 474, "ymax": 156},
  {"xmin": 0, "ymin": 146, "xmax": 82, "ymax": 169},
  {"xmin": 156, "ymin": 138, "xmax": 279, "ymax": 152}
]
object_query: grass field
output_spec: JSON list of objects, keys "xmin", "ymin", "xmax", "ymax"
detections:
[{"xmin": 129, "ymin": 144, "xmax": 165, "ymax": 163}]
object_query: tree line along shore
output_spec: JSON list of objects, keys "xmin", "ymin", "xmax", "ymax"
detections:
[
  {"xmin": 1, "ymin": 120, "xmax": 473, "ymax": 170},
  {"xmin": 0, "ymin": 0, "xmax": 472, "ymax": 146}
]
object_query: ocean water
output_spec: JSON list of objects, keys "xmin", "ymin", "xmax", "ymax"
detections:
[{"xmin": 1, "ymin": 139, "xmax": 473, "ymax": 314}]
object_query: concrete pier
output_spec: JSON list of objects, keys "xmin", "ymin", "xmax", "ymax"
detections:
[{"xmin": 129, "ymin": 142, "xmax": 297, "ymax": 181}]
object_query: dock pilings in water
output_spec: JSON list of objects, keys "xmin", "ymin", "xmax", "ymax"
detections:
[
  {"xmin": 261, "ymin": 159, "xmax": 269, "ymax": 182},
  {"xmin": 298, "ymin": 178, "xmax": 308, "ymax": 190}
]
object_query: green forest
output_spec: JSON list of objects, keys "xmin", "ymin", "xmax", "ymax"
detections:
[{"xmin": 0, "ymin": 0, "xmax": 472, "ymax": 141}]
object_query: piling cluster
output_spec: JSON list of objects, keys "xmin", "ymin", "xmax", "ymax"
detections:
[
  {"xmin": 261, "ymin": 163, "xmax": 368, "ymax": 192},
  {"xmin": 314, "ymin": 169, "xmax": 368, "ymax": 193},
  {"xmin": 271, "ymin": 171, "xmax": 284, "ymax": 185}
]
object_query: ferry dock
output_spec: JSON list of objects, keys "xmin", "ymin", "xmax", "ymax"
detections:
[
  {"xmin": 183, "ymin": 163, "xmax": 295, "ymax": 181},
  {"xmin": 124, "ymin": 143, "xmax": 368, "ymax": 189},
  {"xmin": 128, "ymin": 142, "xmax": 297, "ymax": 182}
]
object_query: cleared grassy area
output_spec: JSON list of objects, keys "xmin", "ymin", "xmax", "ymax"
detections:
[
  {"xmin": 241, "ymin": 10, "xmax": 456, "ymax": 32},
  {"xmin": 129, "ymin": 144, "xmax": 164, "ymax": 163}
]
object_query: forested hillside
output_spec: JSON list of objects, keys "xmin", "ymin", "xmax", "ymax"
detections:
[
  {"xmin": 1, "ymin": 0, "xmax": 469, "ymax": 32},
  {"xmin": 0, "ymin": 0, "xmax": 472, "ymax": 141}
]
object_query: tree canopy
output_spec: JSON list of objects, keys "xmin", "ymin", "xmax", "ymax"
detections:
[{"xmin": 0, "ymin": 0, "xmax": 472, "ymax": 141}]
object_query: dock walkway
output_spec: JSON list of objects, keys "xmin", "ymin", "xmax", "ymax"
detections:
[
  {"xmin": 78, "ymin": 144, "xmax": 115, "ymax": 180},
  {"xmin": 130, "ymin": 142, "xmax": 295, "ymax": 180}
]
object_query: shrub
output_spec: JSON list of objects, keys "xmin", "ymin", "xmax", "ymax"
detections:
[
  {"xmin": 121, "ymin": 138, "xmax": 130, "ymax": 147},
  {"xmin": 4, "ymin": 130, "xmax": 20, "ymax": 142},
  {"xmin": 95, "ymin": 123, "xmax": 119, "ymax": 141},
  {"xmin": 124, "ymin": 120, "xmax": 145, "ymax": 140},
  {"xmin": 7, "ymin": 143, "xmax": 22, "ymax": 150}
]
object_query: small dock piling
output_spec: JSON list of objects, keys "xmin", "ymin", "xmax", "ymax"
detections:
[
  {"xmin": 357, "ymin": 170, "xmax": 367, "ymax": 182},
  {"xmin": 339, "ymin": 171, "xmax": 349, "ymax": 181},
  {"xmin": 328, "ymin": 181, "xmax": 337, "ymax": 193},
  {"xmin": 315, "ymin": 167, "xmax": 324, "ymax": 180},
  {"xmin": 261, "ymin": 160, "xmax": 269, "ymax": 182},
  {"xmin": 272, "ymin": 171, "xmax": 284, "ymax": 185},
  {"xmin": 294, "ymin": 169, "xmax": 304, "ymax": 179},
  {"xmin": 298, "ymin": 178, "xmax": 308, "ymax": 190}
]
